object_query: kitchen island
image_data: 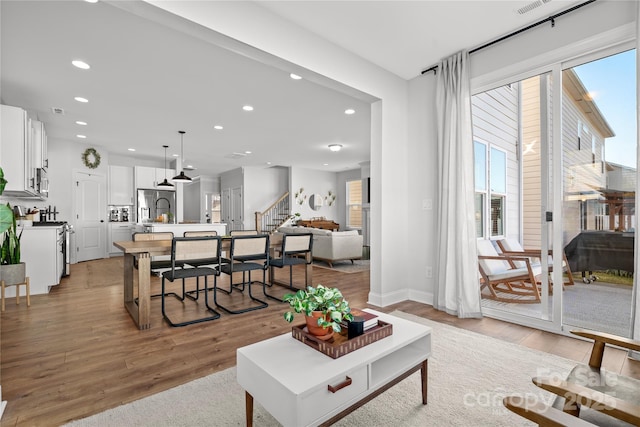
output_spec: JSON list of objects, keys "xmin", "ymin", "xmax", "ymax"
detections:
[{"xmin": 139, "ymin": 222, "xmax": 227, "ymax": 237}]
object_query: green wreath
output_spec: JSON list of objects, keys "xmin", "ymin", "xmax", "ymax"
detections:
[{"xmin": 82, "ymin": 147, "xmax": 101, "ymax": 169}]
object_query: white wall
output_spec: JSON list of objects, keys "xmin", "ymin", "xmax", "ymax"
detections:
[
  {"xmin": 290, "ymin": 167, "xmax": 338, "ymax": 221},
  {"xmin": 244, "ymin": 166, "xmax": 288, "ymax": 230}
]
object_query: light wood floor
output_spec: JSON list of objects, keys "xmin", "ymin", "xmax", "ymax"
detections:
[{"xmin": 1, "ymin": 257, "xmax": 639, "ymax": 426}]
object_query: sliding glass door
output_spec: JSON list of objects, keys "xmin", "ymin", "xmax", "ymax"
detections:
[
  {"xmin": 472, "ymin": 71, "xmax": 555, "ymax": 325},
  {"xmin": 560, "ymin": 49, "xmax": 636, "ymax": 337},
  {"xmin": 473, "ymin": 46, "xmax": 637, "ymax": 337}
]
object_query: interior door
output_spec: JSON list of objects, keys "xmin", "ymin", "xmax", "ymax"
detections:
[
  {"xmin": 231, "ymin": 186, "xmax": 243, "ymax": 231},
  {"xmin": 74, "ymin": 171, "xmax": 107, "ymax": 262}
]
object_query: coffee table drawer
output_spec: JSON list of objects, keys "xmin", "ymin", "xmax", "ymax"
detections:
[{"xmin": 299, "ymin": 365, "xmax": 368, "ymax": 425}]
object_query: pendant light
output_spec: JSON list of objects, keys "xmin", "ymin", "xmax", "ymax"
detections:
[
  {"xmin": 172, "ymin": 130, "xmax": 192, "ymax": 183},
  {"xmin": 157, "ymin": 145, "xmax": 174, "ymax": 188}
]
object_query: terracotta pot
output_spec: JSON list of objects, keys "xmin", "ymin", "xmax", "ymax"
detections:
[{"xmin": 305, "ymin": 311, "xmax": 332, "ymax": 337}]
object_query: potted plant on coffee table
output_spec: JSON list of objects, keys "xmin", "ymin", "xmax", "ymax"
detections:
[
  {"xmin": 0, "ymin": 167, "xmax": 25, "ymax": 287},
  {"xmin": 283, "ymin": 284, "xmax": 353, "ymax": 338}
]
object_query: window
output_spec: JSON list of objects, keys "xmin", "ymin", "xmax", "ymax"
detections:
[
  {"xmin": 473, "ymin": 142, "xmax": 507, "ymax": 238},
  {"xmin": 474, "ymin": 141, "xmax": 487, "ymax": 237},
  {"xmin": 206, "ymin": 193, "xmax": 221, "ymax": 223},
  {"xmin": 346, "ymin": 180, "xmax": 362, "ymax": 228}
]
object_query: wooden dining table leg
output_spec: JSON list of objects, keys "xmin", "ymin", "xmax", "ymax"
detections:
[{"xmin": 136, "ymin": 254, "xmax": 151, "ymax": 330}]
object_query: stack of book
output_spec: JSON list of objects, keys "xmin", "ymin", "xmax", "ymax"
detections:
[{"xmin": 341, "ymin": 308, "xmax": 379, "ymax": 332}]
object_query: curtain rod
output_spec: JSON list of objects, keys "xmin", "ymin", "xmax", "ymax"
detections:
[{"xmin": 420, "ymin": 0, "xmax": 597, "ymax": 75}]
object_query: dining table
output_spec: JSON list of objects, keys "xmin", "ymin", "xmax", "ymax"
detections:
[{"xmin": 114, "ymin": 234, "xmax": 312, "ymax": 330}]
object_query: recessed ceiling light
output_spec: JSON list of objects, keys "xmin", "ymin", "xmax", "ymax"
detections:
[
  {"xmin": 74, "ymin": 96, "xmax": 89, "ymax": 103},
  {"xmin": 323, "ymin": 163, "xmax": 329, "ymax": 166},
  {"xmin": 75, "ymin": 121, "xmax": 87, "ymax": 126},
  {"xmin": 242, "ymin": 105, "xmax": 254, "ymax": 111},
  {"xmin": 128, "ymin": 148, "xmax": 136, "ymax": 152},
  {"xmin": 85, "ymin": 0, "xmax": 99, "ymax": 3},
  {"xmin": 290, "ymin": 73, "xmax": 302, "ymax": 80},
  {"xmin": 172, "ymin": 154, "xmax": 179, "ymax": 157},
  {"xmin": 72, "ymin": 60, "xmax": 90, "ymax": 70},
  {"xmin": 214, "ymin": 125, "xmax": 223, "ymax": 130},
  {"xmin": 344, "ymin": 109, "xmax": 356, "ymax": 115},
  {"xmin": 328, "ymin": 144, "xmax": 343, "ymax": 152},
  {"xmin": 245, "ymin": 151, "xmax": 252, "ymax": 154},
  {"xmin": 266, "ymin": 162, "xmax": 272, "ymax": 165},
  {"xmin": 76, "ymin": 134, "xmax": 87, "ymax": 139}
]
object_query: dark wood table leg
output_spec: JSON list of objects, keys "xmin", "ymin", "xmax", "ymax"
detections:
[
  {"xmin": 245, "ymin": 391, "xmax": 253, "ymax": 427},
  {"xmin": 421, "ymin": 359, "xmax": 428, "ymax": 404}
]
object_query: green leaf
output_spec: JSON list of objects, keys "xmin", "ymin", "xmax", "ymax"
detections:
[
  {"xmin": 0, "ymin": 204, "xmax": 12, "ymax": 235},
  {"xmin": 0, "ymin": 167, "xmax": 6, "ymax": 196}
]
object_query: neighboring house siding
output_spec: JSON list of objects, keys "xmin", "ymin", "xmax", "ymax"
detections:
[
  {"xmin": 472, "ymin": 84, "xmax": 520, "ymax": 240},
  {"xmin": 521, "ymin": 75, "xmax": 544, "ymax": 249},
  {"xmin": 561, "ymin": 83, "xmax": 608, "ymax": 244}
]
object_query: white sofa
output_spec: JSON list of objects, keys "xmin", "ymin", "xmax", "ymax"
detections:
[{"xmin": 277, "ymin": 226, "xmax": 363, "ymax": 267}]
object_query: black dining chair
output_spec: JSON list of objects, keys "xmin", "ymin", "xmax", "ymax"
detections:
[
  {"xmin": 215, "ymin": 234, "xmax": 269, "ymax": 314},
  {"xmin": 161, "ymin": 236, "xmax": 222, "ymax": 326},
  {"xmin": 265, "ymin": 233, "xmax": 313, "ymax": 301}
]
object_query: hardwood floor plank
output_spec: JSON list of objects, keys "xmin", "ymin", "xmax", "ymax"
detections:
[{"xmin": 1, "ymin": 256, "xmax": 638, "ymax": 426}]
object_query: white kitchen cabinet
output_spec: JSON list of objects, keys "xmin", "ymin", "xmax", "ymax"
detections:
[
  {"xmin": 31, "ymin": 119, "xmax": 48, "ymax": 170},
  {"xmin": 134, "ymin": 166, "xmax": 175, "ymax": 191},
  {"xmin": 3, "ymin": 225, "xmax": 63, "ymax": 297},
  {"xmin": 0, "ymin": 105, "xmax": 37, "ymax": 197},
  {"xmin": 108, "ymin": 223, "xmax": 134, "ymax": 256},
  {"xmin": 109, "ymin": 165, "xmax": 134, "ymax": 205}
]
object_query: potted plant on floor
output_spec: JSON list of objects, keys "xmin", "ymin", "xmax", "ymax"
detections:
[
  {"xmin": 0, "ymin": 167, "xmax": 25, "ymax": 287},
  {"xmin": 283, "ymin": 284, "xmax": 353, "ymax": 337}
]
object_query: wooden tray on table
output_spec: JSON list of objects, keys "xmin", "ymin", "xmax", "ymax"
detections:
[{"xmin": 291, "ymin": 320, "xmax": 393, "ymax": 359}]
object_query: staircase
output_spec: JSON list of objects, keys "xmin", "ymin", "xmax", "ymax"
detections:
[{"xmin": 255, "ymin": 192, "xmax": 291, "ymax": 234}]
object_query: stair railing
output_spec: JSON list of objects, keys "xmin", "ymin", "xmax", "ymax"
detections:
[{"xmin": 255, "ymin": 192, "xmax": 290, "ymax": 234}]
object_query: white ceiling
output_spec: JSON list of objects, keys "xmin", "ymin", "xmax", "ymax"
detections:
[{"xmin": 1, "ymin": 0, "xmax": 582, "ymax": 178}]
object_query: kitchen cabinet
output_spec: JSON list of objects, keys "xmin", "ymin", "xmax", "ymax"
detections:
[
  {"xmin": 2, "ymin": 225, "xmax": 63, "ymax": 297},
  {"xmin": 134, "ymin": 166, "xmax": 175, "ymax": 191},
  {"xmin": 109, "ymin": 166, "xmax": 134, "ymax": 205},
  {"xmin": 0, "ymin": 105, "xmax": 37, "ymax": 197},
  {"xmin": 31, "ymin": 119, "xmax": 48, "ymax": 170},
  {"xmin": 108, "ymin": 223, "xmax": 134, "ymax": 256}
]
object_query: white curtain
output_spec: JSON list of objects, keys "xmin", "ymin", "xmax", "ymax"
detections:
[{"xmin": 434, "ymin": 50, "xmax": 482, "ymax": 318}]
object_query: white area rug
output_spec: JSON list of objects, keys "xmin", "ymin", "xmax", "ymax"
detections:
[{"xmin": 65, "ymin": 311, "xmax": 576, "ymax": 426}]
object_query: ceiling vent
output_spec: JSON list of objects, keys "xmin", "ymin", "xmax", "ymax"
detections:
[
  {"xmin": 224, "ymin": 152, "xmax": 248, "ymax": 159},
  {"xmin": 51, "ymin": 107, "xmax": 65, "ymax": 115},
  {"xmin": 516, "ymin": 0, "xmax": 551, "ymax": 15}
]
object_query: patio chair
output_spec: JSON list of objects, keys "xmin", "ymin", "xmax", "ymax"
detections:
[
  {"xmin": 477, "ymin": 239, "xmax": 542, "ymax": 303},
  {"xmin": 497, "ymin": 238, "xmax": 575, "ymax": 288},
  {"xmin": 530, "ymin": 330, "xmax": 640, "ymax": 426}
]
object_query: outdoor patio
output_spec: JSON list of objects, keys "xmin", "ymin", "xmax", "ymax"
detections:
[{"xmin": 481, "ymin": 276, "xmax": 633, "ymax": 337}]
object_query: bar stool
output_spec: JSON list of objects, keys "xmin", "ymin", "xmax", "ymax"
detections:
[{"xmin": 1, "ymin": 276, "xmax": 30, "ymax": 312}]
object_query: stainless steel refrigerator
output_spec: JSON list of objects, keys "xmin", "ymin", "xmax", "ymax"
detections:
[{"xmin": 137, "ymin": 189, "xmax": 176, "ymax": 223}]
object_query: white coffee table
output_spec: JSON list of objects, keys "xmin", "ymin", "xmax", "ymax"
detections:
[{"xmin": 236, "ymin": 309, "xmax": 432, "ymax": 427}]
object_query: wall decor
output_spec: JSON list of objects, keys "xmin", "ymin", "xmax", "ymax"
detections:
[
  {"xmin": 294, "ymin": 187, "xmax": 306, "ymax": 205},
  {"xmin": 81, "ymin": 147, "xmax": 101, "ymax": 169},
  {"xmin": 325, "ymin": 190, "xmax": 336, "ymax": 206}
]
